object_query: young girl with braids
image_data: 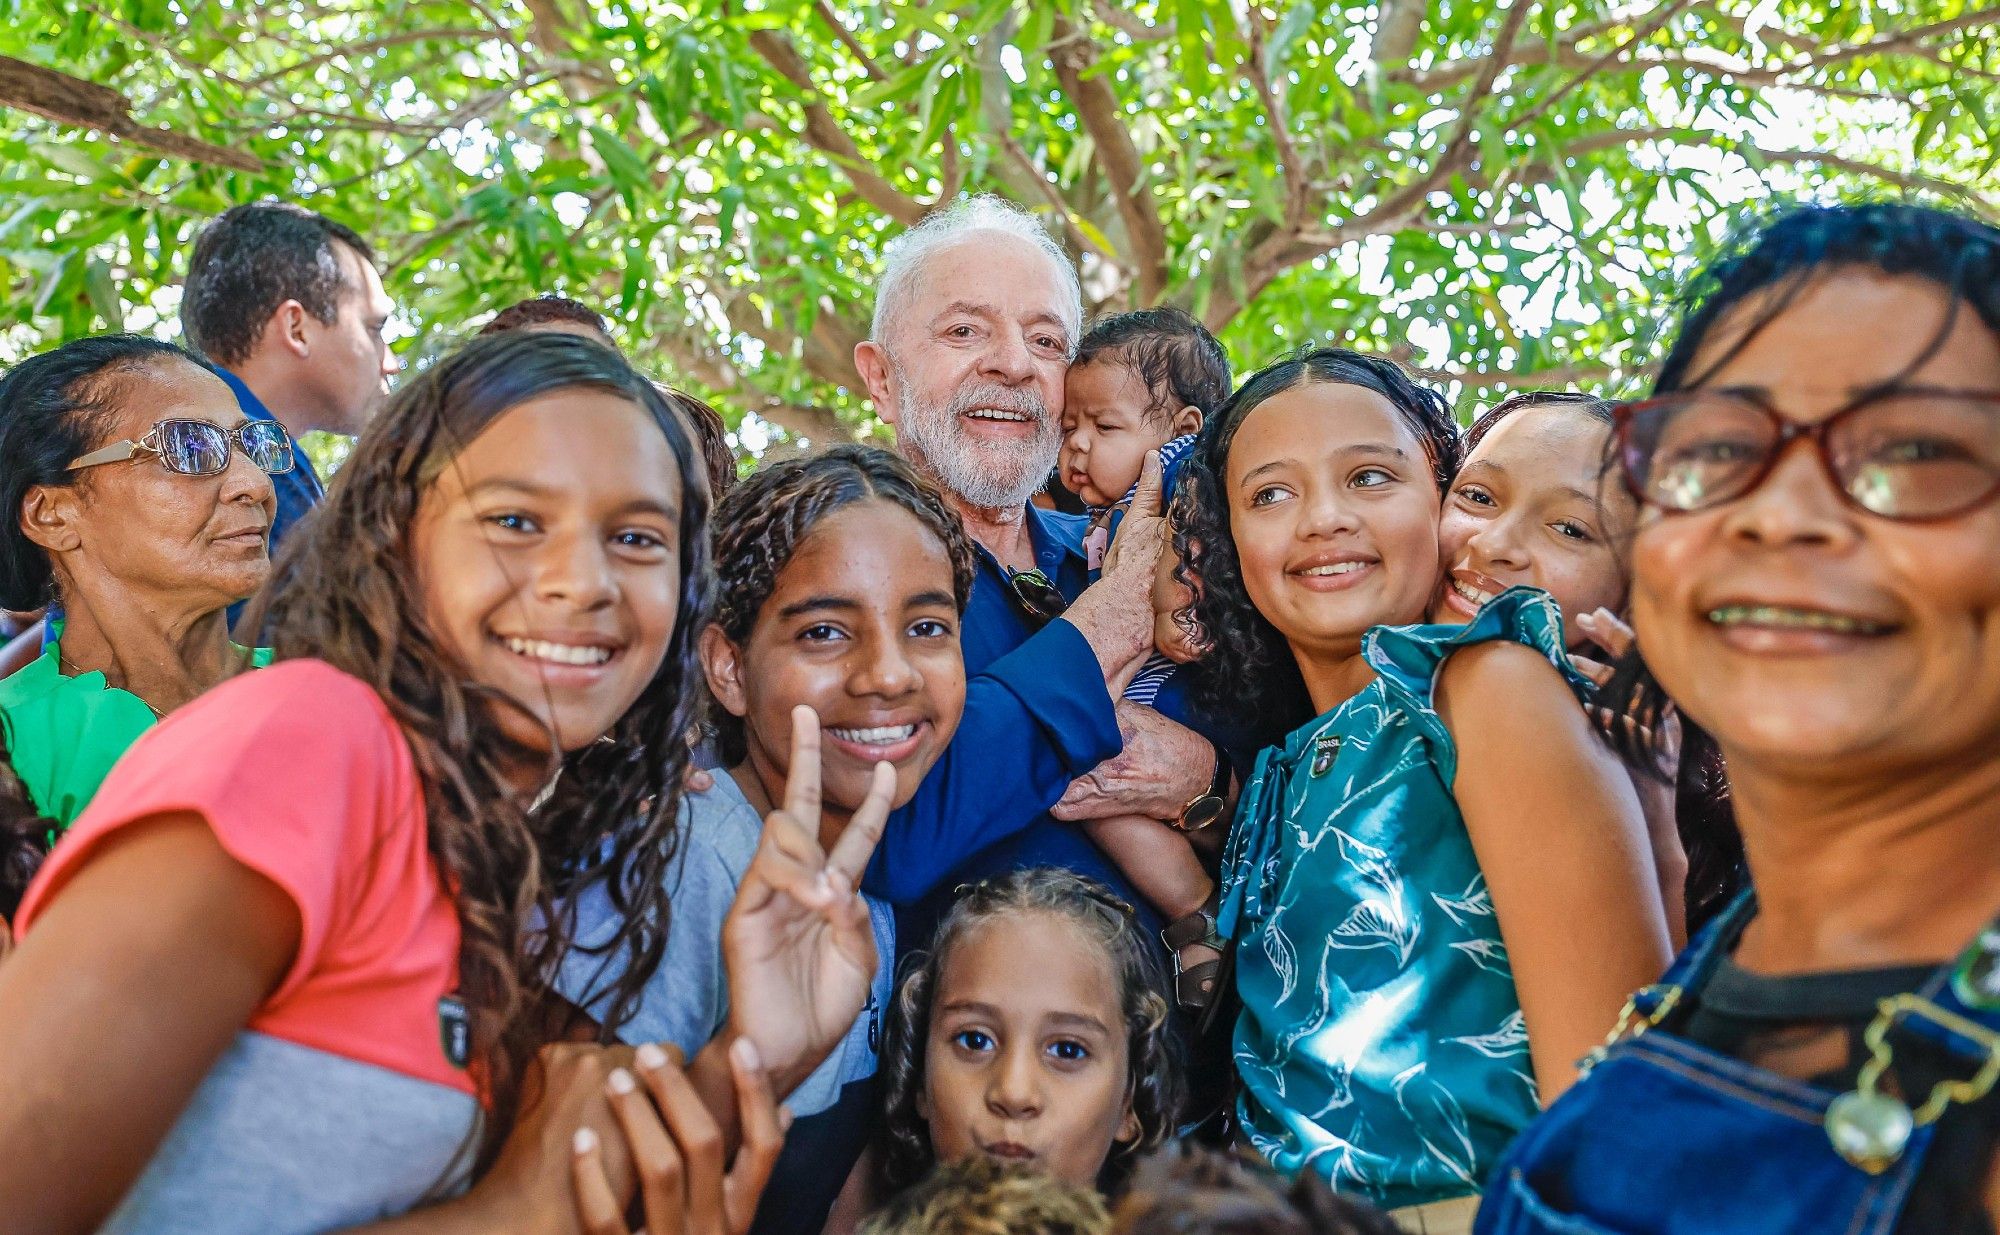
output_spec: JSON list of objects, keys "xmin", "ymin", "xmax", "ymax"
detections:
[
  {"xmin": 559, "ymin": 444, "xmax": 1126, "ymax": 1235},
  {"xmin": 0, "ymin": 332, "xmax": 882, "ymax": 1233},
  {"xmin": 876, "ymin": 868, "xmax": 1183, "ymax": 1206}
]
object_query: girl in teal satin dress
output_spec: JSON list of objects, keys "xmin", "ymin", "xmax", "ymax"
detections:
[{"xmin": 1175, "ymin": 353, "xmax": 1676, "ymax": 1218}]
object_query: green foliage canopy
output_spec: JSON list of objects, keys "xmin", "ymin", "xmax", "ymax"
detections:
[{"xmin": 2, "ymin": 0, "xmax": 1996, "ymax": 449}]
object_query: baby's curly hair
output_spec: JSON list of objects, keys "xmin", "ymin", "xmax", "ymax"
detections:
[
  {"xmin": 1174, "ymin": 347, "xmax": 1461, "ymax": 742},
  {"xmin": 705, "ymin": 444, "xmax": 976, "ymax": 764},
  {"xmin": 861, "ymin": 1155, "xmax": 1110, "ymax": 1235},
  {"xmin": 877, "ymin": 868, "xmax": 1183, "ymax": 1195}
]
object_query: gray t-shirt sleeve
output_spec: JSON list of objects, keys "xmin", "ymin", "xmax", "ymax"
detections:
[{"xmin": 556, "ymin": 782, "xmax": 763, "ymax": 1060}]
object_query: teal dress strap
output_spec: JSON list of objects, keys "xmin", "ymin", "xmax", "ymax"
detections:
[
  {"xmin": 1361, "ymin": 586, "xmax": 1592, "ymax": 785},
  {"xmin": 1215, "ymin": 585, "xmax": 1599, "ymax": 1207}
]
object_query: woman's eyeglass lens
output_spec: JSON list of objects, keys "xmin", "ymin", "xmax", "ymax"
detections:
[
  {"xmin": 68, "ymin": 419, "xmax": 297, "ymax": 477},
  {"xmin": 1614, "ymin": 390, "xmax": 2000, "ymax": 521}
]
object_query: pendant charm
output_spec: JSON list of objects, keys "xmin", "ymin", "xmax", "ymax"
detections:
[
  {"xmin": 1309, "ymin": 734, "xmax": 1341, "ymax": 777},
  {"xmin": 1825, "ymin": 1088, "xmax": 1914, "ymax": 1174},
  {"xmin": 1952, "ymin": 926, "xmax": 2000, "ymax": 1011}
]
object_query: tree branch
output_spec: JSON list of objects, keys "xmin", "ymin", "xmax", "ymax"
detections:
[
  {"xmin": 747, "ymin": 29, "xmax": 928, "ymax": 227},
  {"xmin": 1243, "ymin": 7, "xmax": 1311, "ymax": 229},
  {"xmin": 242, "ymin": 27, "xmax": 499, "ymax": 89},
  {"xmin": 0, "ymin": 55, "xmax": 265, "ymax": 172},
  {"xmin": 1397, "ymin": 5, "xmax": 2000, "ymax": 93},
  {"xmin": 1414, "ymin": 361, "xmax": 1616, "ymax": 391},
  {"xmin": 814, "ymin": 1, "xmax": 890, "ymax": 82},
  {"xmin": 645, "ymin": 328, "xmax": 858, "ymax": 444},
  {"xmin": 1092, "ymin": 0, "xmax": 1174, "ymax": 42},
  {"xmin": 1370, "ymin": 0, "xmax": 1427, "ymax": 68},
  {"xmin": 970, "ymin": 13, "xmax": 1118, "ymax": 264},
  {"xmin": 1047, "ymin": 14, "xmax": 1170, "ymax": 301},
  {"xmin": 1353, "ymin": 1, "xmax": 1533, "ymax": 237}
]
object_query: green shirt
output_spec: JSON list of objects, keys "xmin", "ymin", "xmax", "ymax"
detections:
[{"xmin": 0, "ymin": 637, "xmax": 273, "ymax": 827}]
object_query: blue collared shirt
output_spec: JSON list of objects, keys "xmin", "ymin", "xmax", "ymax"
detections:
[
  {"xmin": 217, "ymin": 367, "xmax": 325, "ymax": 552},
  {"xmin": 218, "ymin": 368, "xmax": 325, "ymax": 630},
  {"xmin": 875, "ymin": 504, "xmax": 1149, "ymax": 942}
]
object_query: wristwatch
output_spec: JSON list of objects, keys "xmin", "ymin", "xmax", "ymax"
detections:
[{"xmin": 1172, "ymin": 742, "xmax": 1231, "ymax": 833}]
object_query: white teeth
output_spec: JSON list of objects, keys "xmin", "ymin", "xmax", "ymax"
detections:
[
  {"xmin": 965, "ymin": 408, "xmax": 1032, "ymax": 422},
  {"xmin": 1706, "ymin": 605, "xmax": 1893, "ymax": 635},
  {"xmin": 1452, "ymin": 579, "xmax": 1495, "ymax": 606},
  {"xmin": 828, "ymin": 723, "xmax": 918, "ymax": 745},
  {"xmin": 1298, "ymin": 561, "xmax": 1368, "ymax": 577},
  {"xmin": 502, "ymin": 636, "xmax": 613, "ymax": 665}
]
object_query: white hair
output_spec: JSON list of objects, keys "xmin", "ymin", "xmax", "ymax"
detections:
[{"xmin": 869, "ymin": 194, "xmax": 1082, "ymax": 351}]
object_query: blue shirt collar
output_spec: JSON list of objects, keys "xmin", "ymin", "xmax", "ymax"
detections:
[
  {"xmin": 1021, "ymin": 502, "xmax": 1089, "ymax": 579},
  {"xmin": 213, "ymin": 366, "xmax": 273, "ymax": 422}
]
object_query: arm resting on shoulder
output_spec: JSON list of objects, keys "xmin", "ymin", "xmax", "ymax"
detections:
[
  {"xmin": 1438, "ymin": 641, "xmax": 1674, "ymax": 1104},
  {"xmin": 864, "ymin": 617, "xmax": 1121, "ymax": 904}
]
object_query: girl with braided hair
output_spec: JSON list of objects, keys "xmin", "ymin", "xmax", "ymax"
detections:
[
  {"xmin": 557, "ymin": 442, "xmax": 1122, "ymax": 1235},
  {"xmin": 875, "ymin": 868, "xmax": 1183, "ymax": 1201}
]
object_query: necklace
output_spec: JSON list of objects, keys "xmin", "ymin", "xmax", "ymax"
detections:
[{"xmin": 58, "ymin": 650, "xmax": 165, "ymax": 719}]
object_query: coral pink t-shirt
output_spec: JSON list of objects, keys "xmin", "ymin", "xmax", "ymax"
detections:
[{"xmin": 17, "ymin": 659, "xmax": 481, "ymax": 1231}]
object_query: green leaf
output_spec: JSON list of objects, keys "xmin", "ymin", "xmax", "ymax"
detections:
[
  {"xmin": 1264, "ymin": 1, "xmax": 1314, "ymax": 82},
  {"xmin": 82, "ymin": 255, "xmax": 122, "ymax": 327},
  {"xmin": 591, "ymin": 126, "xmax": 654, "ymax": 200}
]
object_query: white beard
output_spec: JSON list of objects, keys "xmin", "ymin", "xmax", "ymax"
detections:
[{"xmin": 893, "ymin": 371, "xmax": 1061, "ymax": 511}]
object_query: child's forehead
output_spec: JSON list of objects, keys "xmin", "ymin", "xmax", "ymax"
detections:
[
  {"xmin": 942, "ymin": 909, "xmax": 1125, "ymax": 1008},
  {"xmin": 1065, "ymin": 355, "xmax": 1174, "ymax": 418}
]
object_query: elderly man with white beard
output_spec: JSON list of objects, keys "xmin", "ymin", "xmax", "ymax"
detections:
[{"xmin": 850, "ymin": 195, "xmax": 1225, "ymax": 941}]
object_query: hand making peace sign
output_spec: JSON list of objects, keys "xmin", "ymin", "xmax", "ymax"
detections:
[{"xmin": 721, "ymin": 706, "xmax": 896, "ymax": 1093}]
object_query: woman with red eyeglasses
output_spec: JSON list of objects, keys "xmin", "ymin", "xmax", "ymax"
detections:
[
  {"xmin": 1476, "ymin": 202, "xmax": 2000, "ymax": 1233},
  {"xmin": 0, "ymin": 335, "xmax": 289, "ymax": 830}
]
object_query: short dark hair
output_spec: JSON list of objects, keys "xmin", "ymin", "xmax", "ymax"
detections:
[
  {"xmin": 662, "ymin": 387, "xmax": 738, "ymax": 499},
  {"xmin": 1074, "ymin": 307, "xmax": 1232, "ymax": 426},
  {"xmin": 859, "ymin": 1155, "xmax": 1109, "ymax": 1235},
  {"xmin": 1109, "ymin": 1144, "xmax": 1404, "ymax": 1235},
  {"xmin": 1461, "ymin": 389, "xmax": 1614, "ymax": 455},
  {"xmin": 479, "ymin": 295, "xmax": 612, "ymax": 339},
  {"xmin": 0, "ymin": 334, "xmax": 213, "ymax": 610},
  {"xmin": 182, "ymin": 203, "xmax": 376, "ymax": 366},
  {"xmin": 1654, "ymin": 199, "xmax": 2000, "ymax": 395}
]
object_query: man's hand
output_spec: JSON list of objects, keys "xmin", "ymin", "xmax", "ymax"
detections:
[
  {"xmin": 1050, "ymin": 702, "xmax": 1213, "ymax": 823},
  {"xmin": 1061, "ymin": 451, "xmax": 1167, "ymax": 679}
]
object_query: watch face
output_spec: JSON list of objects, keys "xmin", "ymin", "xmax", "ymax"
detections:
[{"xmin": 1180, "ymin": 794, "xmax": 1226, "ymax": 832}]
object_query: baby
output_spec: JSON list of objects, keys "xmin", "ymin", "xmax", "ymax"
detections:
[{"xmin": 1058, "ymin": 308, "xmax": 1234, "ymax": 1011}]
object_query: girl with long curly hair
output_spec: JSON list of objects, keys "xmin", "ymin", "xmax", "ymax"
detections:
[
  {"xmin": 876, "ymin": 868, "xmax": 1183, "ymax": 1205},
  {"xmin": 0, "ymin": 332, "xmax": 885, "ymax": 1233},
  {"xmin": 1173, "ymin": 348, "xmax": 1671, "ymax": 1226}
]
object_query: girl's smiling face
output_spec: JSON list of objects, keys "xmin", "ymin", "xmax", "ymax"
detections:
[
  {"xmin": 411, "ymin": 388, "xmax": 683, "ymax": 756},
  {"xmin": 1631, "ymin": 269, "xmax": 2000, "ymax": 774},
  {"xmin": 1432, "ymin": 404, "xmax": 1635, "ymax": 647},
  {"xmin": 703, "ymin": 499, "xmax": 966, "ymax": 837},
  {"xmin": 1225, "ymin": 381, "xmax": 1444, "ymax": 669},
  {"xmin": 920, "ymin": 909, "xmax": 1139, "ymax": 1187}
]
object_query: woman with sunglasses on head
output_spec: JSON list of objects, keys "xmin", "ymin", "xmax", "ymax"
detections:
[
  {"xmin": 1476, "ymin": 201, "xmax": 2000, "ymax": 1234},
  {"xmin": 0, "ymin": 335, "xmax": 291, "ymax": 826}
]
